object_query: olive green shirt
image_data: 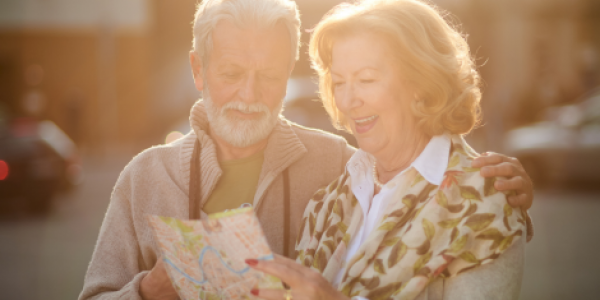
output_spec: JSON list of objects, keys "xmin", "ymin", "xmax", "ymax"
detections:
[{"xmin": 202, "ymin": 150, "xmax": 264, "ymax": 215}]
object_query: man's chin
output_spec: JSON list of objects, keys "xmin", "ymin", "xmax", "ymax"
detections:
[
  {"xmin": 214, "ymin": 119, "xmax": 276, "ymax": 148},
  {"xmin": 225, "ymin": 110, "xmax": 265, "ymax": 121}
]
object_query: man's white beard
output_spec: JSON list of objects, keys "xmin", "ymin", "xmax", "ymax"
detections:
[{"xmin": 203, "ymin": 86, "xmax": 283, "ymax": 148}]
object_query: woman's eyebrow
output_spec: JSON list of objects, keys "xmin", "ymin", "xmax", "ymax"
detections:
[{"xmin": 331, "ymin": 66, "xmax": 378, "ymax": 77}]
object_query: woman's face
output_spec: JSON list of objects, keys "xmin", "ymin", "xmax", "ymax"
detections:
[{"xmin": 331, "ymin": 32, "xmax": 419, "ymax": 155}]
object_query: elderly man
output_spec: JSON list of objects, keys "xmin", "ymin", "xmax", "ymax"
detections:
[{"xmin": 79, "ymin": 0, "xmax": 534, "ymax": 299}]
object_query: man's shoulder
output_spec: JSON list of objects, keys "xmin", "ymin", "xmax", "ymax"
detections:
[
  {"xmin": 119, "ymin": 133, "xmax": 192, "ymax": 182},
  {"xmin": 288, "ymin": 121, "xmax": 354, "ymax": 152},
  {"xmin": 285, "ymin": 121, "xmax": 356, "ymax": 173}
]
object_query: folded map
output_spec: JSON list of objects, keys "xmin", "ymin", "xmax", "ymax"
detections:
[{"xmin": 148, "ymin": 207, "xmax": 283, "ymax": 300}]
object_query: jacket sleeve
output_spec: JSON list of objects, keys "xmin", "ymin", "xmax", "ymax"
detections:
[{"xmin": 78, "ymin": 168, "xmax": 152, "ymax": 300}]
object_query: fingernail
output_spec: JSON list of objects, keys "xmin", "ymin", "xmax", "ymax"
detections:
[
  {"xmin": 245, "ymin": 259, "xmax": 258, "ymax": 266},
  {"xmin": 471, "ymin": 160, "xmax": 480, "ymax": 167},
  {"xmin": 250, "ymin": 289, "xmax": 259, "ymax": 296}
]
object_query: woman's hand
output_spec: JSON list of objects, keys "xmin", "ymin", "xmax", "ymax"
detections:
[
  {"xmin": 139, "ymin": 258, "xmax": 179, "ymax": 300},
  {"xmin": 246, "ymin": 254, "xmax": 350, "ymax": 300},
  {"xmin": 472, "ymin": 152, "xmax": 533, "ymax": 210}
]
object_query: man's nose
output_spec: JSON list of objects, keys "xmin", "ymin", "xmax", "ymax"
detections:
[{"xmin": 239, "ymin": 73, "xmax": 258, "ymax": 103}]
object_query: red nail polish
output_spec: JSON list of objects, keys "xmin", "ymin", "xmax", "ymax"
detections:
[
  {"xmin": 250, "ymin": 289, "xmax": 259, "ymax": 296},
  {"xmin": 245, "ymin": 259, "xmax": 258, "ymax": 266}
]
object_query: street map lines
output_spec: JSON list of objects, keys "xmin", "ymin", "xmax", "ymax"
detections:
[
  {"xmin": 163, "ymin": 246, "xmax": 274, "ymax": 284},
  {"xmin": 148, "ymin": 207, "xmax": 283, "ymax": 300}
]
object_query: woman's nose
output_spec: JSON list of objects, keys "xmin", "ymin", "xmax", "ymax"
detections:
[{"xmin": 336, "ymin": 83, "xmax": 361, "ymax": 111}]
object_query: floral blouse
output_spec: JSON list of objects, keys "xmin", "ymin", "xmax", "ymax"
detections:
[{"xmin": 295, "ymin": 135, "xmax": 530, "ymax": 300}]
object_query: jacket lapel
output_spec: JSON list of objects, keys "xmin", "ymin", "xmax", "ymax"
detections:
[
  {"xmin": 184, "ymin": 100, "xmax": 222, "ymax": 213},
  {"xmin": 253, "ymin": 118, "xmax": 307, "ymax": 210},
  {"xmin": 185, "ymin": 100, "xmax": 308, "ymax": 213}
]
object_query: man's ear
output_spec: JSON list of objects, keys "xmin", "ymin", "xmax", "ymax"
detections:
[{"xmin": 190, "ymin": 51, "xmax": 204, "ymax": 92}]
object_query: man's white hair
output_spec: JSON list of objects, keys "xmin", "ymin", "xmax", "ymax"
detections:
[{"xmin": 192, "ymin": 0, "xmax": 301, "ymax": 64}]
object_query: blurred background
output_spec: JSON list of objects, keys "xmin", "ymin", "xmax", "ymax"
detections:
[{"xmin": 0, "ymin": 0, "xmax": 599, "ymax": 299}]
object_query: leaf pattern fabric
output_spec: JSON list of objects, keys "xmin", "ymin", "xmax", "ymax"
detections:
[{"xmin": 294, "ymin": 135, "xmax": 527, "ymax": 300}]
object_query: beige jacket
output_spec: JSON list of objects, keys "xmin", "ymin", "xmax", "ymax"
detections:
[{"xmin": 79, "ymin": 101, "xmax": 355, "ymax": 300}]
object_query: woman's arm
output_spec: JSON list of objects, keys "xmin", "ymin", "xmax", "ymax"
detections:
[
  {"xmin": 351, "ymin": 230, "xmax": 525, "ymax": 300},
  {"xmin": 411, "ymin": 229, "xmax": 526, "ymax": 300},
  {"xmin": 439, "ymin": 230, "xmax": 525, "ymax": 300},
  {"xmin": 251, "ymin": 236, "xmax": 526, "ymax": 300}
]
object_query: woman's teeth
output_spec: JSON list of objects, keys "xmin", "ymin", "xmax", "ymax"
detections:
[{"xmin": 355, "ymin": 115, "xmax": 378, "ymax": 124}]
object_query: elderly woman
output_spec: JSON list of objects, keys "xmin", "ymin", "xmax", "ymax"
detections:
[{"xmin": 247, "ymin": 0, "xmax": 530, "ymax": 299}]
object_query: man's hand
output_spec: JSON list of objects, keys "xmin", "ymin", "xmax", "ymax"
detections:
[
  {"xmin": 139, "ymin": 258, "xmax": 178, "ymax": 300},
  {"xmin": 472, "ymin": 152, "xmax": 533, "ymax": 210}
]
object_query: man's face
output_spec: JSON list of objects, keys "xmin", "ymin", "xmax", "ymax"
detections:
[{"xmin": 191, "ymin": 19, "xmax": 293, "ymax": 148}]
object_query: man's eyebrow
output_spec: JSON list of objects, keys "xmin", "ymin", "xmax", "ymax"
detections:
[
  {"xmin": 215, "ymin": 62, "xmax": 281, "ymax": 70},
  {"xmin": 215, "ymin": 62, "xmax": 244, "ymax": 70}
]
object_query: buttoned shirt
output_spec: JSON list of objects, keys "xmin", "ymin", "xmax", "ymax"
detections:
[{"xmin": 334, "ymin": 134, "xmax": 451, "ymax": 290}]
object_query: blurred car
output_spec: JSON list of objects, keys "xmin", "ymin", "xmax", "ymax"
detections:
[
  {"xmin": 504, "ymin": 88, "xmax": 600, "ymax": 186},
  {"xmin": 0, "ymin": 116, "xmax": 83, "ymax": 212},
  {"xmin": 164, "ymin": 77, "xmax": 357, "ymax": 147}
]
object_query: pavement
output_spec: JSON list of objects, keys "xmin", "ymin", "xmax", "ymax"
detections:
[
  {"xmin": 519, "ymin": 188, "xmax": 600, "ymax": 300},
  {"xmin": 0, "ymin": 155, "xmax": 131, "ymax": 300},
  {"xmin": 0, "ymin": 154, "xmax": 599, "ymax": 300}
]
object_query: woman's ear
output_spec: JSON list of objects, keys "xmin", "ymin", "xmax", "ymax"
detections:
[{"xmin": 189, "ymin": 51, "xmax": 204, "ymax": 91}]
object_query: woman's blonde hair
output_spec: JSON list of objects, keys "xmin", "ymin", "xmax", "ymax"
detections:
[{"xmin": 310, "ymin": 0, "xmax": 481, "ymax": 136}]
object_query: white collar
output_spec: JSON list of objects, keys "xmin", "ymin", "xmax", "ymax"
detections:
[
  {"xmin": 346, "ymin": 134, "xmax": 451, "ymax": 186},
  {"xmin": 411, "ymin": 134, "xmax": 451, "ymax": 185}
]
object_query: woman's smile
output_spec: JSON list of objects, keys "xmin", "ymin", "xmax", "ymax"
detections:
[{"xmin": 353, "ymin": 115, "xmax": 379, "ymax": 134}]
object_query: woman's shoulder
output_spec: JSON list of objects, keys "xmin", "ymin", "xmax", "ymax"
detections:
[
  {"xmin": 309, "ymin": 169, "xmax": 354, "ymax": 205},
  {"xmin": 436, "ymin": 135, "xmax": 527, "ymax": 239},
  {"xmin": 295, "ymin": 168, "xmax": 357, "ymax": 254},
  {"xmin": 445, "ymin": 135, "xmax": 496, "ymax": 195},
  {"xmin": 299, "ymin": 168, "xmax": 360, "ymax": 235},
  {"xmin": 412, "ymin": 135, "xmax": 527, "ymax": 279}
]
